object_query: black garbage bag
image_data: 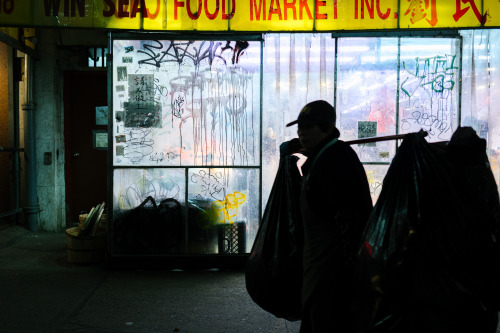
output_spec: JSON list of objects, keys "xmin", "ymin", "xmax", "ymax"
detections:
[
  {"xmin": 245, "ymin": 154, "xmax": 304, "ymax": 321},
  {"xmin": 113, "ymin": 196, "xmax": 183, "ymax": 253},
  {"xmin": 359, "ymin": 128, "xmax": 500, "ymax": 332}
]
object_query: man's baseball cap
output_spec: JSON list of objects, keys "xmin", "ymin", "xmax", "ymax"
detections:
[{"xmin": 286, "ymin": 100, "xmax": 336, "ymax": 127}]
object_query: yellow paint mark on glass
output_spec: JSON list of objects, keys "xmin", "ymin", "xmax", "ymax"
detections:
[{"xmin": 211, "ymin": 191, "xmax": 246, "ymax": 224}]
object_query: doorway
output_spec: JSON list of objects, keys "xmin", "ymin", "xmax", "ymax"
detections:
[{"xmin": 64, "ymin": 71, "xmax": 107, "ymax": 227}]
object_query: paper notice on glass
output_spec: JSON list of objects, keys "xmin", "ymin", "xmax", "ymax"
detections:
[{"xmin": 358, "ymin": 121, "xmax": 377, "ymax": 147}]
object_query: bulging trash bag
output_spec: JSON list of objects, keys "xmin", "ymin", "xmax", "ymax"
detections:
[
  {"xmin": 245, "ymin": 154, "xmax": 304, "ymax": 321},
  {"xmin": 359, "ymin": 128, "xmax": 500, "ymax": 331}
]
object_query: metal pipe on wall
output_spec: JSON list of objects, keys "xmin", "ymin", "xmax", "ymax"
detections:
[
  {"xmin": 12, "ymin": 47, "xmax": 20, "ymax": 222},
  {"xmin": 22, "ymin": 55, "xmax": 39, "ymax": 231}
]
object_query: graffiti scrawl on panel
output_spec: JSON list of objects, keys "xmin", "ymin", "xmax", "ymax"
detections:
[
  {"xmin": 115, "ymin": 169, "xmax": 184, "ymax": 210},
  {"xmin": 400, "ymin": 54, "xmax": 458, "ymax": 140},
  {"xmin": 113, "ymin": 39, "xmax": 259, "ymax": 166}
]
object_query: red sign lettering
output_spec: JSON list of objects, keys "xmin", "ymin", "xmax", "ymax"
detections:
[
  {"xmin": 283, "ymin": 0, "xmax": 296, "ymax": 20},
  {"xmin": 186, "ymin": 0, "xmax": 202, "ymax": 19},
  {"xmin": 404, "ymin": 0, "xmax": 437, "ymax": 26},
  {"xmin": 316, "ymin": 0, "xmax": 326, "ymax": 19},
  {"xmin": 44, "ymin": 0, "xmax": 84, "ymax": 17},
  {"xmin": 204, "ymin": 0, "xmax": 219, "ymax": 20},
  {"xmin": 174, "ymin": 0, "xmax": 184, "ymax": 19},
  {"xmin": 250, "ymin": 0, "xmax": 314, "ymax": 21},
  {"xmin": 130, "ymin": 0, "xmax": 147, "ymax": 18},
  {"xmin": 118, "ymin": 0, "xmax": 129, "ymax": 17},
  {"xmin": 103, "ymin": 0, "xmax": 115, "ymax": 17},
  {"xmin": 0, "ymin": 0, "xmax": 14, "ymax": 14},
  {"xmin": 250, "ymin": 0, "xmax": 266, "ymax": 20},
  {"xmin": 268, "ymin": 0, "xmax": 282, "ymax": 20},
  {"xmin": 299, "ymin": 0, "xmax": 312, "ymax": 20},
  {"xmin": 221, "ymin": 0, "xmax": 234, "ymax": 19},
  {"xmin": 174, "ymin": 0, "xmax": 234, "ymax": 20},
  {"xmin": 453, "ymin": 0, "xmax": 486, "ymax": 25},
  {"xmin": 355, "ymin": 0, "xmax": 390, "ymax": 20},
  {"xmin": 103, "ymin": 0, "xmax": 160, "ymax": 19},
  {"xmin": 147, "ymin": 0, "xmax": 160, "ymax": 18}
]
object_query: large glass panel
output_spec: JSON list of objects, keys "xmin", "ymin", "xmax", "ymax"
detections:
[
  {"xmin": 336, "ymin": 38, "xmax": 398, "ymax": 163},
  {"xmin": 488, "ymin": 30, "xmax": 500, "ymax": 187},
  {"xmin": 112, "ymin": 39, "xmax": 261, "ymax": 167},
  {"xmin": 261, "ymin": 33, "xmax": 336, "ymax": 206},
  {"xmin": 363, "ymin": 164, "xmax": 390, "ymax": 205},
  {"xmin": 111, "ymin": 38, "xmax": 262, "ymax": 256},
  {"xmin": 187, "ymin": 168, "xmax": 260, "ymax": 254},
  {"xmin": 113, "ymin": 168, "xmax": 186, "ymax": 210},
  {"xmin": 399, "ymin": 38, "xmax": 460, "ymax": 142},
  {"xmin": 461, "ymin": 30, "xmax": 500, "ymax": 191},
  {"xmin": 112, "ymin": 168, "xmax": 186, "ymax": 254}
]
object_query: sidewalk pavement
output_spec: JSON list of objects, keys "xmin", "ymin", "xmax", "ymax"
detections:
[{"xmin": 0, "ymin": 223, "xmax": 301, "ymax": 333}]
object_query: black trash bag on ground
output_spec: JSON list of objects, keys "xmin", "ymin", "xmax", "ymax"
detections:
[
  {"xmin": 358, "ymin": 128, "xmax": 500, "ymax": 332},
  {"xmin": 114, "ymin": 196, "xmax": 183, "ymax": 253},
  {"xmin": 245, "ymin": 154, "xmax": 304, "ymax": 321}
]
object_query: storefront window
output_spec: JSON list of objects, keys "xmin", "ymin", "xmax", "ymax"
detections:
[
  {"xmin": 263, "ymin": 34, "xmax": 461, "ymax": 206},
  {"xmin": 111, "ymin": 33, "xmax": 471, "ymax": 256},
  {"xmin": 112, "ymin": 38, "xmax": 261, "ymax": 254}
]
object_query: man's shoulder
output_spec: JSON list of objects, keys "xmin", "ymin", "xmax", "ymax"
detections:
[
  {"xmin": 322, "ymin": 139, "xmax": 355, "ymax": 158},
  {"xmin": 311, "ymin": 139, "xmax": 363, "ymax": 175}
]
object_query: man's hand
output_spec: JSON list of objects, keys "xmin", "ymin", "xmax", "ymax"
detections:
[{"xmin": 280, "ymin": 138, "xmax": 303, "ymax": 156}]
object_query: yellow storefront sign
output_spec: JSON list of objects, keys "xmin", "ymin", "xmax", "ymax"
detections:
[{"xmin": 0, "ymin": 0, "xmax": 497, "ymax": 31}]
